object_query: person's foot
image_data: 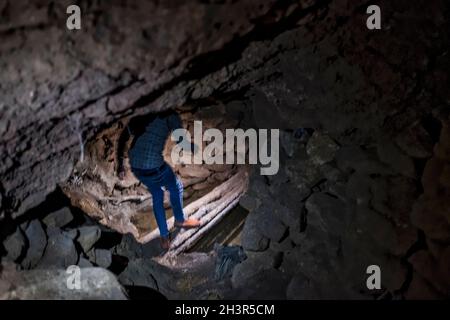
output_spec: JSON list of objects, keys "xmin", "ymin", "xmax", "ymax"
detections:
[
  {"xmin": 160, "ymin": 235, "xmax": 171, "ymax": 250},
  {"xmin": 175, "ymin": 218, "xmax": 201, "ymax": 229}
]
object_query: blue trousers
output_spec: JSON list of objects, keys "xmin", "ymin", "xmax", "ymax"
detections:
[{"xmin": 133, "ymin": 163, "xmax": 185, "ymax": 238}]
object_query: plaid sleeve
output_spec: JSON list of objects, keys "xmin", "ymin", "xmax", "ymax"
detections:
[{"xmin": 168, "ymin": 113, "xmax": 182, "ymax": 131}]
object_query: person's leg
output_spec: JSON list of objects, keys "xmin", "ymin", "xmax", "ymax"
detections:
[
  {"xmin": 132, "ymin": 169, "xmax": 171, "ymax": 250},
  {"xmin": 162, "ymin": 164, "xmax": 201, "ymax": 228},
  {"xmin": 163, "ymin": 166, "xmax": 185, "ymax": 223},
  {"xmin": 148, "ymin": 183, "xmax": 170, "ymax": 238}
]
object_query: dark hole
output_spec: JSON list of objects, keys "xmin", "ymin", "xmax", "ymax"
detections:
[
  {"xmin": 94, "ymin": 231, "xmax": 123, "ymax": 249},
  {"xmin": 188, "ymin": 205, "xmax": 249, "ymax": 252},
  {"xmin": 421, "ymin": 114, "xmax": 442, "ymax": 143},
  {"xmin": 108, "ymin": 254, "xmax": 129, "ymax": 274}
]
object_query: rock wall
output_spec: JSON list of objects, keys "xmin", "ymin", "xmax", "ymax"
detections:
[
  {"xmin": 0, "ymin": 0, "xmax": 287, "ymax": 219},
  {"xmin": 0, "ymin": 0, "xmax": 449, "ymax": 299}
]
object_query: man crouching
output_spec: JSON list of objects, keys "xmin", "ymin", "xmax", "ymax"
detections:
[{"xmin": 117, "ymin": 109, "xmax": 201, "ymax": 250}]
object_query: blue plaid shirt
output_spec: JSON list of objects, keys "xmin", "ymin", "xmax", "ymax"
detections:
[{"xmin": 128, "ymin": 113, "xmax": 182, "ymax": 170}]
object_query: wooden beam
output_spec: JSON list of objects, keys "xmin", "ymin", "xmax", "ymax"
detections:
[{"xmin": 169, "ymin": 183, "xmax": 244, "ymax": 251}]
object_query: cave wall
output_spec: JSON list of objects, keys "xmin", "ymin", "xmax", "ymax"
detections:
[
  {"xmin": 1, "ymin": 0, "xmax": 448, "ymax": 220},
  {"xmin": 0, "ymin": 0, "xmax": 283, "ymax": 218},
  {"xmin": 1, "ymin": 0, "xmax": 449, "ymax": 299}
]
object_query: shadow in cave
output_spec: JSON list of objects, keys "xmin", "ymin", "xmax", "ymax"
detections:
[
  {"xmin": 123, "ymin": 285, "xmax": 168, "ymax": 300},
  {"xmin": 109, "ymin": 254, "xmax": 129, "ymax": 275},
  {"xmin": 188, "ymin": 204, "xmax": 249, "ymax": 252},
  {"xmin": 94, "ymin": 230, "xmax": 123, "ymax": 249},
  {"xmin": 0, "ymin": 187, "xmax": 87, "ymax": 256}
]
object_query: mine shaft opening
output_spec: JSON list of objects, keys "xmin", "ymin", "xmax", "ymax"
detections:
[{"xmin": 61, "ymin": 104, "xmax": 251, "ymax": 255}]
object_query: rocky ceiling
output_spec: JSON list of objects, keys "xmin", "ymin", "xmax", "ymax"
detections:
[{"xmin": 0, "ymin": 0, "xmax": 449, "ymax": 299}]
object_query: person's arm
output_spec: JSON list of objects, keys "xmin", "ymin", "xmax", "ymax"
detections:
[
  {"xmin": 167, "ymin": 112, "xmax": 183, "ymax": 133},
  {"xmin": 168, "ymin": 112, "xmax": 198, "ymax": 153}
]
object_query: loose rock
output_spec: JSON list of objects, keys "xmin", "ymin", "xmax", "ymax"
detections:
[
  {"xmin": 21, "ymin": 220, "xmax": 47, "ymax": 269},
  {"xmin": 3, "ymin": 227, "xmax": 26, "ymax": 262},
  {"xmin": 76, "ymin": 226, "xmax": 101, "ymax": 253},
  {"xmin": 240, "ymin": 213, "xmax": 269, "ymax": 252},
  {"xmin": 306, "ymin": 132, "xmax": 339, "ymax": 165},
  {"xmin": 88, "ymin": 249, "xmax": 112, "ymax": 268},
  {"xmin": 37, "ymin": 231, "xmax": 78, "ymax": 269},
  {"xmin": 42, "ymin": 207, "xmax": 74, "ymax": 228},
  {"xmin": 0, "ymin": 267, "xmax": 127, "ymax": 300}
]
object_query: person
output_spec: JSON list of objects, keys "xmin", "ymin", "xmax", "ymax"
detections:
[{"xmin": 117, "ymin": 109, "xmax": 201, "ymax": 250}]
